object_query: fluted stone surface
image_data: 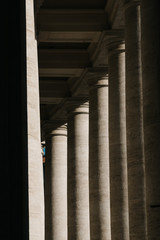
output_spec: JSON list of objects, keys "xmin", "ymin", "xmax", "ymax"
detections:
[
  {"xmin": 107, "ymin": 39, "xmax": 129, "ymax": 240},
  {"xmin": 124, "ymin": 1, "xmax": 147, "ymax": 239},
  {"xmin": 87, "ymin": 70, "xmax": 111, "ymax": 240},
  {"xmin": 26, "ymin": 0, "xmax": 44, "ymax": 239},
  {"xmin": 141, "ymin": 0, "xmax": 160, "ymax": 238},
  {"xmin": 67, "ymin": 100, "xmax": 90, "ymax": 240},
  {"xmin": 45, "ymin": 123, "xmax": 67, "ymax": 240}
]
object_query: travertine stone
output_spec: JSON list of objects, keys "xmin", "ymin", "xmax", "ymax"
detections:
[
  {"xmin": 107, "ymin": 39, "xmax": 129, "ymax": 240},
  {"xmin": 87, "ymin": 69, "xmax": 111, "ymax": 240},
  {"xmin": 44, "ymin": 122, "xmax": 67, "ymax": 240},
  {"xmin": 67, "ymin": 100, "xmax": 90, "ymax": 240},
  {"xmin": 141, "ymin": 0, "xmax": 160, "ymax": 238},
  {"xmin": 26, "ymin": 0, "xmax": 44, "ymax": 239},
  {"xmin": 124, "ymin": 1, "xmax": 147, "ymax": 239}
]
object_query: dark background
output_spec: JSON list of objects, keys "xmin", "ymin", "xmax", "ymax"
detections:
[{"xmin": 2, "ymin": 0, "xmax": 29, "ymax": 239}]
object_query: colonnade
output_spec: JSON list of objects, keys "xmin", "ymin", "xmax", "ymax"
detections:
[
  {"xmin": 43, "ymin": 1, "xmax": 160, "ymax": 239},
  {"xmin": 27, "ymin": 0, "xmax": 160, "ymax": 239}
]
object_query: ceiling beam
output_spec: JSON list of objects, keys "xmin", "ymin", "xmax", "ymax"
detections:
[
  {"xmin": 37, "ymin": 9, "xmax": 109, "ymax": 32},
  {"xmin": 39, "ymin": 68, "xmax": 84, "ymax": 77},
  {"xmin": 38, "ymin": 31, "xmax": 101, "ymax": 43},
  {"xmin": 38, "ymin": 49, "xmax": 91, "ymax": 68},
  {"xmin": 39, "ymin": 79, "xmax": 71, "ymax": 104}
]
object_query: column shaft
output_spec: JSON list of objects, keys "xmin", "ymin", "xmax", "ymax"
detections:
[
  {"xmin": 141, "ymin": 0, "xmax": 160, "ymax": 238},
  {"xmin": 125, "ymin": 1, "xmax": 147, "ymax": 239},
  {"xmin": 26, "ymin": 0, "xmax": 44, "ymax": 239},
  {"xmin": 88, "ymin": 72, "xmax": 111, "ymax": 240},
  {"xmin": 45, "ymin": 124, "xmax": 67, "ymax": 240},
  {"xmin": 108, "ymin": 40, "xmax": 129, "ymax": 240},
  {"xmin": 67, "ymin": 101, "xmax": 90, "ymax": 240}
]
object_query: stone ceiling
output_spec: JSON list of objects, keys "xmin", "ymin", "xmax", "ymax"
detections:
[{"xmin": 36, "ymin": 0, "xmax": 124, "ymax": 124}]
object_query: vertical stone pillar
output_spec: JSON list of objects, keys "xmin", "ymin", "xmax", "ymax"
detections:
[
  {"xmin": 124, "ymin": 1, "xmax": 147, "ymax": 239},
  {"xmin": 107, "ymin": 37, "xmax": 129, "ymax": 240},
  {"xmin": 87, "ymin": 69, "xmax": 111, "ymax": 240},
  {"xmin": 67, "ymin": 99, "xmax": 90, "ymax": 240},
  {"xmin": 26, "ymin": 0, "xmax": 44, "ymax": 239},
  {"xmin": 44, "ymin": 122, "xmax": 67, "ymax": 240},
  {"xmin": 141, "ymin": 0, "xmax": 160, "ymax": 238}
]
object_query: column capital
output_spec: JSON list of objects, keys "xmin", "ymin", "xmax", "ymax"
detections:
[
  {"xmin": 43, "ymin": 120, "xmax": 67, "ymax": 138},
  {"xmin": 101, "ymin": 30, "xmax": 125, "ymax": 55},
  {"xmin": 86, "ymin": 67, "xmax": 108, "ymax": 88},
  {"xmin": 66, "ymin": 97, "xmax": 89, "ymax": 117}
]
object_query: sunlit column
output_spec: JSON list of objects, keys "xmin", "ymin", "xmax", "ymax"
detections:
[
  {"xmin": 87, "ymin": 69, "xmax": 111, "ymax": 240},
  {"xmin": 44, "ymin": 122, "xmax": 67, "ymax": 240},
  {"xmin": 26, "ymin": 0, "xmax": 44, "ymax": 239},
  {"xmin": 67, "ymin": 99, "xmax": 90, "ymax": 240}
]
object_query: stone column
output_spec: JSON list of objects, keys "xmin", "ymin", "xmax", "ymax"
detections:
[
  {"xmin": 26, "ymin": 0, "xmax": 44, "ymax": 239},
  {"xmin": 87, "ymin": 69, "xmax": 111, "ymax": 240},
  {"xmin": 107, "ymin": 37, "xmax": 129, "ymax": 240},
  {"xmin": 67, "ymin": 99, "xmax": 90, "ymax": 240},
  {"xmin": 44, "ymin": 122, "xmax": 67, "ymax": 240},
  {"xmin": 141, "ymin": 0, "xmax": 160, "ymax": 238},
  {"xmin": 124, "ymin": 1, "xmax": 147, "ymax": 239}
]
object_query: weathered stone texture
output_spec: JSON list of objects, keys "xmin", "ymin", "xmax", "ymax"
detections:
[
  {"xmin": 45, "ymin": 124, "xmax": 67, "ymax": 240},
  {"xmin": 26, "ymin": 0, "xmax": 44, "ymax": 239},
  {"xmin": 141, "ymin": 0, "xmax": 160, "ymax": 238},
  {"xmin": 67, "ymin": 101, "xmax": 90, "ymax": 240},
  {"xmin": 125, "ymin": 1, "xmax": 147, "ymax": 239},
  {"xmin": 88, "ymin": 71, "xmax": 111, "ymax": 240},
  {"xmin": 108, "ymin": 40, "xmax": 129, "ymax": 240}
]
